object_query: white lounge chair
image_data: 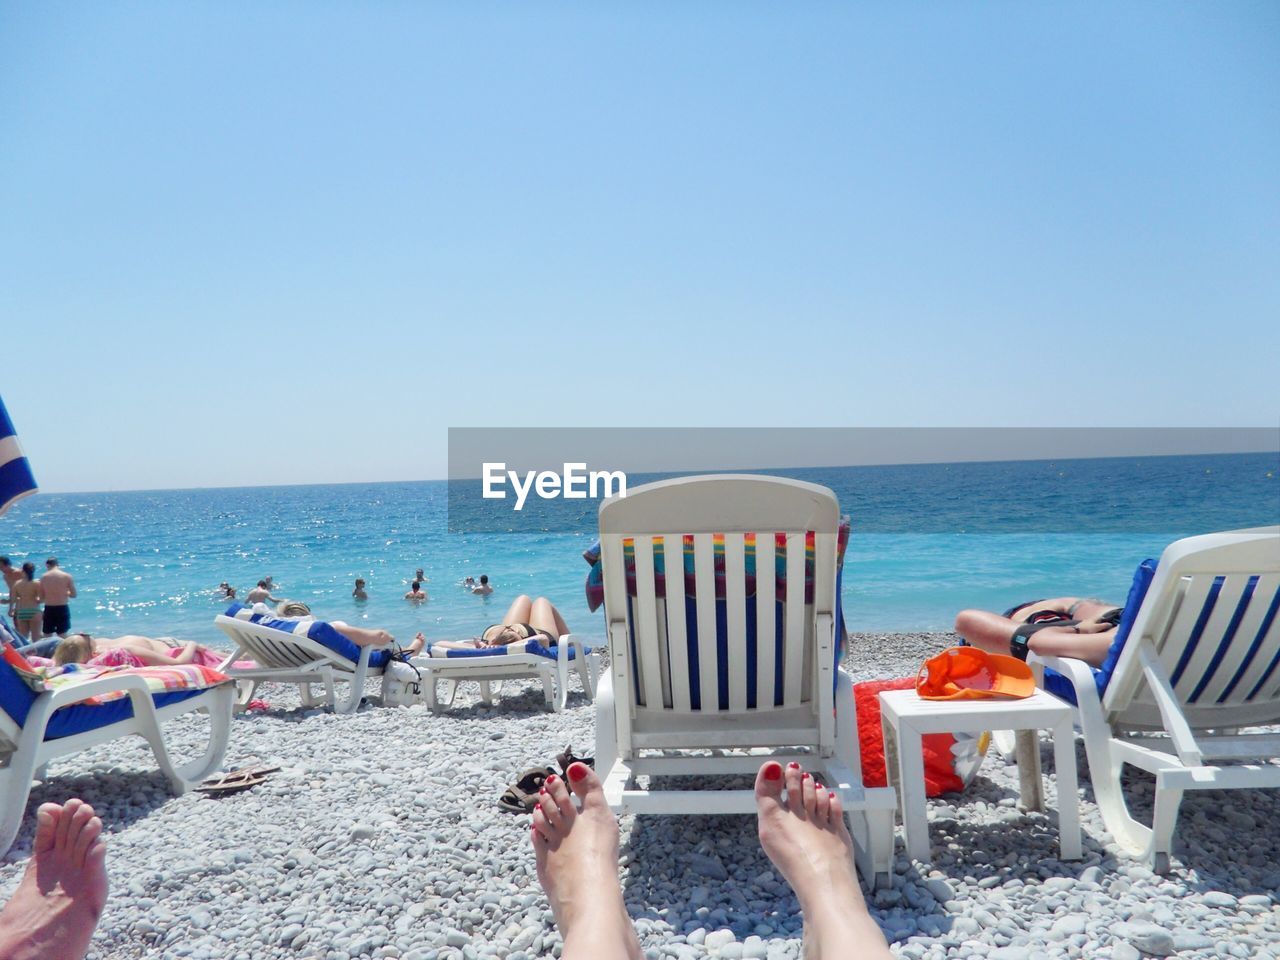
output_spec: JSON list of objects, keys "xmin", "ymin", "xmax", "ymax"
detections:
[
  {"xmin": 1029, "ymin": 526, "xmax": 1280, "ymax": 872},
  {"xmin": 214, "ymin": 605, "xmax": 393, "ymax": 714},
  {"xmin": 414, "ymin": 635, "xmax": 599, "ymax": 712},
  {"xmin": 0, "ymin": 649, "xmax": 235, "ymax": 854},
  {"xmin": 594, "ymin": 475, "xmax": 898, "ymax": 889}
]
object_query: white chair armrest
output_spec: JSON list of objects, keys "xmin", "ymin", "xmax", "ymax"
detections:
[{"xmin": 44, "ymin": 673, "xmax": 164, "ymax": 708}]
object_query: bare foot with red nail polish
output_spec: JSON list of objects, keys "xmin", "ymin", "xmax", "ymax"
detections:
[
  {"xmin": 755, "ymin": 762, "xmax": 893, "ymax": 959},
  {"xmin": 0, "ymin": 799, "xmax": 108, "ymax": 960},
  {"xmin": 530, "ymin": 764, "xmax": 642, "ymax": 960}
]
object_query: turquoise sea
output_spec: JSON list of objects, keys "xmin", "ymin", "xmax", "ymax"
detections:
[{"xmin": 1, "ymin": 453, "xmax": 1275, "ymax": 649}]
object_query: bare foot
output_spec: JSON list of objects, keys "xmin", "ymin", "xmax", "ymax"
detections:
[
  {"xmin": 406, "ymin": 632, "xmax": 426, "ymax": 656},
  {"xmin": 531, "ymin": 763, "xmax": 641, "ymax": 960},
  {"xmin": 755, "ymin": 762, "xmax": 892, "ymax": 960},
  {"xmin": 0, "ymin": 799, "xmax": 108, "ymax": 960}
]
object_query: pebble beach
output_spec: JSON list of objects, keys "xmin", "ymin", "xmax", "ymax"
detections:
[{"xmin": 3, "ymin": 631, "xmax": 1278, "ymax": 960}]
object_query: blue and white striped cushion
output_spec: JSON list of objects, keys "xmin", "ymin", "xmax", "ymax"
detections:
[
  {"xmin": 427, "ymin": 638, "xmax": 583, "ymax": 660},
  {"xmin": 224, "ymin": 604, "xmax": 393, "ymax": 669}
]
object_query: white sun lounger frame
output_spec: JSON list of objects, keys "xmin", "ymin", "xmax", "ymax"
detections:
[
  {"xmin": 214, "ymin": 615, "xmax": 385, "ymax": 714},
  {"xmin": 0, "ymin": 675, "xmax": 234, "ymax": 854},
  {"xmin": 1030, "ymin": 526, "xmax": 1280, "ymax": 872},
  {"xmin": 415, "ymin": 635, "xmax": 598, "ymax": 712},
  {"xmin": 594, "ymin": 474, "xmax": 897, "ymax": 889}
]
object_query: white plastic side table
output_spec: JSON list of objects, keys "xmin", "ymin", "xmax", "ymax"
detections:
[{"xmin": 878, "ymin": 688, "xmax": 1082, "ymax": 863}]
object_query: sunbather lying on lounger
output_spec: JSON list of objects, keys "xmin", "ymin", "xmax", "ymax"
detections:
[
  {"xmin": 275, "ymin": 601, "xmax": 426, "ymax": 656},
  {"xmin": 52, "ymin": 633, "xmax": 230, "ymax": 668},
  {"xmin": 431, "ymin": 594, "xmax": 569, "ymax": 651},
  {"xmin": 954, "ymin": 596, "xmax": 1123, "ymax": 666},
  {"xmin": 531, "ymin": 761, "xmax": 893, "ymax": 960}
]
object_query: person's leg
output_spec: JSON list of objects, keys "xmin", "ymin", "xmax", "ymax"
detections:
[
  {"xmin": 405, "ymin": 632, "xmax": 426, "ymax": 656},
  {"xmin": 755, "ymin": 762, "xmax": 893, "ymax": 960},
  {"xmin": 0, "ymin": 799, "xmax": 108, "ymax": 960},
  {"xmin": 330, "ymin": 622, "xmax": 394, "ymax": 648},
  {"xmin": 501, "ymin": 595, "xmax": 533, "ymax": 626},
  {"xmin": 531, "ymin": 763, "xmax": 642, "ymax": 960},
  {"xmin": 529, "ymin": 597, "xmax": 569, "ymax": 639},
  {"xmin": 953, "ymin": 609, "xmax": 1020, "ymax": 655}
]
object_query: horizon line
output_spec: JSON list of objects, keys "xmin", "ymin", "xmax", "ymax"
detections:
[{"xmin": 28, "ymin": 448, "xmax": 1276, "ymax": 497}]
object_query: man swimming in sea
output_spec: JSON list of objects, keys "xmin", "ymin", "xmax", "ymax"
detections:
[{"xmin": 246, "ymin": 580, "xmax": 278, "ymax": 605}]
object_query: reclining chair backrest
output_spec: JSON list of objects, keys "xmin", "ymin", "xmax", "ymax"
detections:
[{"xmin": 599, "ymin": 475, "xmax": 840, "ymax": 740}]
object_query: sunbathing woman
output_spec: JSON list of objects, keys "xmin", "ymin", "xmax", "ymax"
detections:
[
  {"xmin": 431, "ymin": 594, "xmax": 568, "ymax": 651},
  {"xmin": 954, "ymin": 596, "xmax": 1124, "ymax": 666},
  {"xmin": 51, "ymin": 633, "xmax": 229, "ymax": 669},
  {"xmin": 531, "ymin": 761, "xmax": 893, "ymax": 960}
]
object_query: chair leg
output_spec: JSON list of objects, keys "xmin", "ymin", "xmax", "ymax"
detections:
[
  {"xmin": 0, "ymin": 744, "xmax": 40, "ymax": 855},
  {"xmin": 423, "ymin": 673, "xmax": 440, "ymax": 711},
  {"xmin": 594, "ymin": 673, "xmax": 619, "ymax": 801},
  {"xmin": 333, "ymin": 676, "xmax": 364, "ymax": 715},
  {"xmin": 478, "ymin": 680, "xmax": 494, "ymax": 705},
  {"xmin": 233, "ymin": 679, "xmax": 259, "ymax": 711},
  {"xmin": 1148, "ymin": 773, "xmax": 1185, "ymax": 874},
  {"xmin": 172, "ymin": 686, "xmax": 236, "ymax": 784}
]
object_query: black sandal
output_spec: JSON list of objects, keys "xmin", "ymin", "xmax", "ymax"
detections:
[
  {"xmin": 497, "ymin": 766, "xmax": 555, "ymax": 814},
  {"xmin": 555, "ymin": 744, "xmax": 595, "ymax": 776}
]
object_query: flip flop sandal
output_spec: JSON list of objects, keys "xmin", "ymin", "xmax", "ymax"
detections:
[
  {"xmin": 196, "ymin": 763, "xmax": 282, "ymax": 796},
  {"xmin": 497, "ymin": 765, "xmax": 555, "ymax": 814},
  {"xmin": 555, "ymin": 745, "xmax": 595, "ymax": 775}
]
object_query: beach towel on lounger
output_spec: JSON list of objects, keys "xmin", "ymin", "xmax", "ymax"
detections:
[{"xmin": 1, "ymin": 641, "xmax": 230, "ymax": 740}]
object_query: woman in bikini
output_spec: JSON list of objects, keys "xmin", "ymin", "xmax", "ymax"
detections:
[
  {"xmin": 432, "ymin": 595, "xmax": 569, "ymax": 651},
  {"xmin": 10, "ymin": 562, "xmax": 43, "ymax": 640},
  {"xmin": 954, "ymin": 596, "xmax": 1125, "ymax": 666}
]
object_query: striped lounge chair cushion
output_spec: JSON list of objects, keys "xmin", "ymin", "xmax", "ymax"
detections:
[
  {"xmin": 224, "ymin": 604, "xmax": 394, "ymax": 669},
  {"xmin": 1, "ymin": 642, "xmax": 228, "ymax": 741},
  {"xmin": 426, "ymin": 638, "xmax": 584, "ymax": 660}
]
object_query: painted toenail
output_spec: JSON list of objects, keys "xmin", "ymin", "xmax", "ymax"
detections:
[
  {"xmin": 815, "ymin": 782, "xmax": 823, "ymax": 791},
  {"xmin": 546, "ymin": 774, "xmax": 557, "ymax": 784},
  {"xmin": 802, "ymin": 772, "xmax": 810, "ymax": 780},
  {"xmin": 568, "ymin": 763, "xmax": 588, "ymax": 782},
  {"xmin": 535, "ymin": 802, "xmax": 542, "ymax": 811},
  {"xmin": 764, "ymin": 763, "xmax": 782, "ymax": 781},
  {"xmin": 828, "ymin": 792, "xmax": 836, "ymax": 799},
  {"xmin": 787, "ymin": 762, "xmax": 800, "ymax": 769}
]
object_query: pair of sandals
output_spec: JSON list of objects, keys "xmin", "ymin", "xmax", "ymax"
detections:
[
  {"xmin": 497, "ymin": 746, "xmax": 594, "ymax": 814},
  {"xmin": 195, "ymin": 762, "xmax": 281, "ymax": 796}
]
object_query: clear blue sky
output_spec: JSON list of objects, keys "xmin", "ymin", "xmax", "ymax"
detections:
[{"xmin": 3, "ymin": 2, "xmax": 1277, "ymax": 492}]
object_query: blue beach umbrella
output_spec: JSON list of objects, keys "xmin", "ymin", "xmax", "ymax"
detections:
[{"xmin": 0, "ymin": 395, "xmax": 38, "ymax": 516}]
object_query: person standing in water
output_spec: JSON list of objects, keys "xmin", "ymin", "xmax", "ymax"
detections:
[
  {"xmin": 352, "ymin": 578, "xmax": 368, "ymax": 600},
  {"xmin": 40, "ymin": 558, "xmax": 77, "ymax": 638},
  {"xmin": 10, "ymin": 562, "xmax": 42, "ymax": 640}
]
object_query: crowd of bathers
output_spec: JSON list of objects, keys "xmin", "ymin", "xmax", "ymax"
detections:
[{"xmin": 2, "ymin": 555, "xmax": 77, "ymax": 642}]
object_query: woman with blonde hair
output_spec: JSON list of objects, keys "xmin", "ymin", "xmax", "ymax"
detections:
[{"xmin": 52, "ymin": 633, "xmax": 222, "ymax": 668}]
